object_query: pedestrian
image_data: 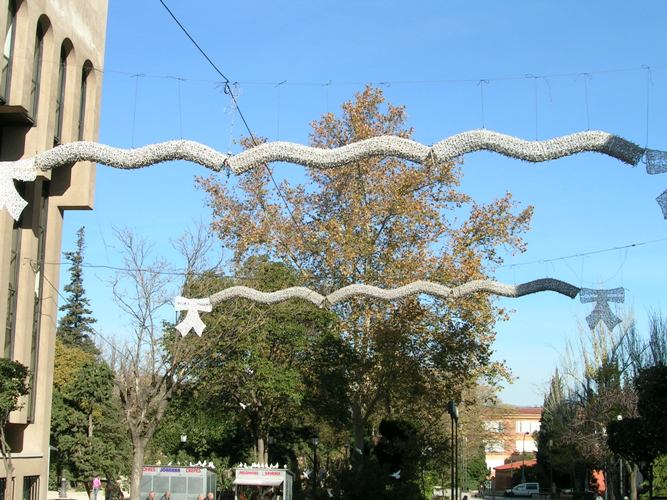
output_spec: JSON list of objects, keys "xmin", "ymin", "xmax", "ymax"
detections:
[
  {"xmin": 146, "ymin": 491, "xmax": 156, "ymax": 500},
  {"xmin": 207, "ymin": 493, "xmax": 214, "ymax": 500},
  {"xmin": 196, "ymin": 495, "xmax": 205, "ymax": 500},
  {"xmin": 160, "ymin": 492, "xmax": 171, "ymax": 500},
  {"xmin": 92, "ymin": 475, "xmax": 102, "ymax": 500}
]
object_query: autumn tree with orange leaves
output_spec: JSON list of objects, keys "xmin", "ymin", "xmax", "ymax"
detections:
[{"xmin": 198, "ymin": 86, "xmax": 533, "ymax": 454}]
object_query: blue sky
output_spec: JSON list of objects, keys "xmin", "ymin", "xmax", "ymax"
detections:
[{"xmin": 58, "ymin": 0, "xmax": 667, "ymax": 405}]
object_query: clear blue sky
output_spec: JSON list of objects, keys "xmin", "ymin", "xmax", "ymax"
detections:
[{"xmin": 59, "ymin": 0, "xmax": 667, "ymax": 405}]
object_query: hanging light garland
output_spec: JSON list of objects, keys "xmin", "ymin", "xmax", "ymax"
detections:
[
  {"xmin": 173, "ymin": 280, "xmax": 624, "ymax": 336},
  {"xmin": 0, "ymin": 130, "xmax": 637, "ymax": 334},
  {"xmin": 1, "ymin": 129, "xmax": 666, "ymax": 221}
]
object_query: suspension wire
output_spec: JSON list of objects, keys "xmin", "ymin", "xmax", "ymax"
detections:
[
  {"xmin": 29, "ymin": 236, "xmax": 667, "ymax": 278},
  {"xmin": 477, "ymin": 79, "xmax": 489, "ymax": 129},
  {"xmin": 94, "ymin": 62, "xmax": 667, "ymax": 88},
  {"xmin": 130, "ymin": 74, "xmax": 144, "ymax": 147},
  {"xmin": 577, "ymin": 73, "xmax": 593, "ymax": 130},
  {"xmin": 41, "ymin": 271, "xmax": 133, "ymax": 363},
  {"xmin": 641, "ymin": 65, "xmax": 653, "ymax": 149},
  {"xmin": 499, "ymin": 237, "xmax": 667, "ymax": 269},
  {"xmin": 157, "ymin": 0, "xmax": 318, "ymax": 280}
]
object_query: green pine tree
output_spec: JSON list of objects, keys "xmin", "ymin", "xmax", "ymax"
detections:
[{"xmin": 58, "ymin": 227, "xmax": 97, "ymax": 353}]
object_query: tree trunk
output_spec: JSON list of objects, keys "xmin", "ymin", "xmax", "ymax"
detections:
[
  {"xmin": 351, "ymin": 403, "xmax": 365, "ymax": 461},
  {"xmin": 0, "ymin": 427, "xmax": 15, "ymax": 500},
  {"xmin": 3, "ymin": 475, "xmax": 12, "ymax": 500},
  {"xmin": 627, "ymin": 463, "xmax": 638, "ymax": 500},
  {"xmin": 130, "ymin": 439, "xmax": 147, "ymax": 500},
  {"xmin": 256, "ymin": 436, "xmax": 267, "ymax": 465}
]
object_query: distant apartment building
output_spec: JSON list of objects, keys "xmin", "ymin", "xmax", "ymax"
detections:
[
  {"xmin": 0, "ymin": 1, "xmax": 107, "ymax": 499},
  {"xmin": 484, "ymin": 406, "xmax": 542, "ymax": 474}
]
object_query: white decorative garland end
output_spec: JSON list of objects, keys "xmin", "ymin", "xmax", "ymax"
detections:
[
  {"xmin": 0, "ymin": 158, "xmax": 38, "ymax": 221},
  {"xmin": 174, "ymin": 296, "xmax": 212, "ymax": 336}
]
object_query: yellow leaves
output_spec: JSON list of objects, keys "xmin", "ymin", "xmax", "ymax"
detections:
[
  {"xmin": 199, "ymin": 86, "xmax": 532, "ymax": 400},
  {"xmin": 53, "ymin": 338, "xmax": 96, "ymax": 391}
]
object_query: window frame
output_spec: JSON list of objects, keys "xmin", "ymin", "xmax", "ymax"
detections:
[
  {"xmin": 0, "ymin": 0, "xmax": 17, "ymax": 103},
  {"xmin": 54, "ymin": 44, "xmax": 68, "ymax": 145},
  {"xmin": 30, "ymin": 21, "xmax": 45, "ymax": 118},
  {"xmin": 77, "ymin": 61, "xmax": 92, "ymax": 140}
]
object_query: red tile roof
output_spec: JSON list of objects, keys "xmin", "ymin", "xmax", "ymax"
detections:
[
  {"xmin": 494, "ymin": 459, "xmax": 537, "ymax": 471},
  {"xmin": 512, "ymin": 407, "xmax": 543, "ymax": 414}
]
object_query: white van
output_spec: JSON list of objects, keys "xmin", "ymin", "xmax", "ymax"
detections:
[{"xmin": 505, "ymin": 482, "xmax": 540, "ymax": 497}]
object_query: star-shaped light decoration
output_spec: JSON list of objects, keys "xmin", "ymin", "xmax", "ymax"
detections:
[
  {"xmin": 174, "ymin": 296, "xmax": 212, "ymax": 336},
  {"xmin": 579, "ymin": 288, "xmax": 625, "ymax": 330},
  {"xmin": 0, "ymin": 158, "xmax": 38, "ymax": 220}
]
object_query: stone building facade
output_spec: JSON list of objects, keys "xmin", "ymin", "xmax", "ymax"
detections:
[{"xmin": 0, "ymin": 1, "xmax": 107, "ymax": 498}]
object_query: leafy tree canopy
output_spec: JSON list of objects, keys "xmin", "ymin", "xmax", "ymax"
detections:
[
  {"xmin": 198, "ymin": 86, "xmax": 533, "ymax": 452},
  {"xmin": 0, "ymin": 358, "xmax": 29, "ymax": 422}
]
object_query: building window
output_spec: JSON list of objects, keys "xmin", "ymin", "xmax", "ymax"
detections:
[
  {"xmin": 0, "ymin": 0, "xmax": 17, "ymax": 102},
  {"xmin": 28, "ymin": 181, "xmax": 48, "ymax": 422},
  {"xmin": 30, "ymin": 21, "xmax": 45, "ymax": 118},
  {"xmin": 77, "ymin": 61, "xmax": 92, "ymax": 140},
  {"xmin": 516, "ymin": 439, "xmax": 538, "ymax": 453},
  {"xmin": 484, "ymin": 420, "xmax": 504, "ymax": 433},
  {"xmin": 484, "ymin": 441, "xmax": 505, "ymax": 453},
  {"xmin": 515, "ymin": 420, "xmax": 540, "ymax": 433},
  {"xmin": 54, "ymin": 44, "xmax": 68, "ymax": 145},
  {"xmin": 4, "ymin": 183, "xmax": 24, "ymax": 358},
  {"xmin": 22, "ymin": 475, "xmax": 39, "ymax": 500}
]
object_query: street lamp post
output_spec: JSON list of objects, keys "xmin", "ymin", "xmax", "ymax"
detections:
[
  {"xmin": 180, "ymin": 434, "xmax": 187, "ymax": 463},
  {"xmin": 617, "ymin": 415, "xmax": 623, "ymax": 499},
  {"xmin": 448, "ymin": 401, "xmax": 459, "ymax": 500},
  {"xmin": 521, "ymin": 432, "xmax": 529, "ymax": 483},
  {"xmin": 311, "ymin": 437, "xmax": 319, "ymax": 498},
  {"xmin": 462, "ymin": 436, "xmax": 468, "ymax": 493}
]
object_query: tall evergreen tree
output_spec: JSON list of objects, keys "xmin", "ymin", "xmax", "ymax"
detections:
[{"xmin": 58, "ymin": 226, "xmax": 97, "ymax": 352}]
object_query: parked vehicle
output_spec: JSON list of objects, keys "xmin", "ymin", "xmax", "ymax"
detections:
[{"xmin": 505, "ymin": 483, "xmax": 540, "ymax": 497}]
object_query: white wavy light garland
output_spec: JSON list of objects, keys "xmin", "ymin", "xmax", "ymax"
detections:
[
  {"xmin": 174, "ymin": 278, "xmax": 577, "ymax": 335},
  {"xmin": 1, "ymin": 130, "xmax": 665, "ymax": 220},
  {"xmin": 207, "ymin": 278, "xmax": 581, "ymax": 306},
  {"xmin": 173, "ymin": 280, "xmax": 627, "ymax": 336}
]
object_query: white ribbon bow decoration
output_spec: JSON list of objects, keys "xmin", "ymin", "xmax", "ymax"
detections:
[
  {"xmin": 579, "ymin": 287, "xmax": 625, "ymax": 330},
  {"xmin": 174, "ymin": 297, "xmax": 212, "ymax": 337},
  {"xmin": 0, "ymin": 159, "xmax": 38, "ymax": 221}
]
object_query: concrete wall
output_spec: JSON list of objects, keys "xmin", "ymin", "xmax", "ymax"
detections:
[{"xmin": 0, "ymin": 1, "xmax": 107, "ymax": 498}]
